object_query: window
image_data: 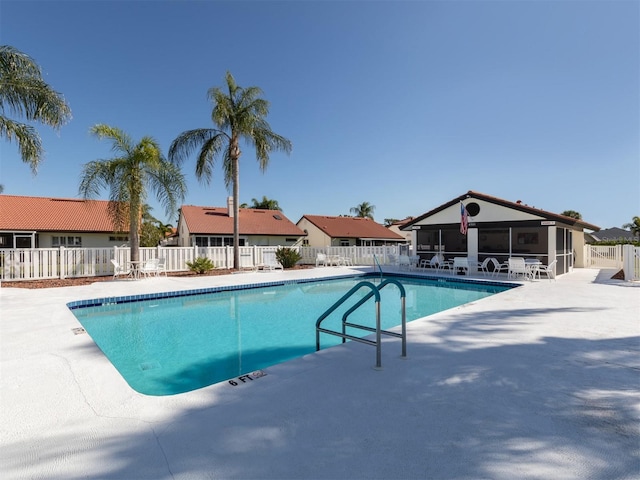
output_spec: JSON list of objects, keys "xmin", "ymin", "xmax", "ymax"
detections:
[
  {"xmin": 339, "ymin": 239, "xmax": 350, "ymax": 246},
  {"xmin": 52, "ymin": 236, "xmax": 82, "ymax": 247},
  {"xmin": 109, "ymin": 236, "xmax": 129, "ymax": 242},
  {"xmin": 194, "ymin": 236, "xmax": 245, "ymax": 247}
]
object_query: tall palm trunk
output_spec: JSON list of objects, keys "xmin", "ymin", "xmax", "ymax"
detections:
[
  {"xmin": 231, "ymin": 137, "xmax": 241, "ymax": 269},
  {"xmin": 130, "ymin": 203, "xmax": 141, "ymax": 262}
]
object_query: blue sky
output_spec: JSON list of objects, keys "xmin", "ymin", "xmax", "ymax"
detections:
[{"xmin": 1, "ymin": 0, "xmax": 638, "ymax": 230}]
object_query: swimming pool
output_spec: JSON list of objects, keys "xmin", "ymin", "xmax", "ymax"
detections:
[{"xmin": 69, "ymin": 274, "xmax": 513, "ymax": 396}]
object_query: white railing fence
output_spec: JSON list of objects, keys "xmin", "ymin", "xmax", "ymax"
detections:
[
  {"xmin": 584, "ymin": 245, "xmax": 622, "ymax": 269},
  {"xmin": 622, "ymin": 245, "xmax": 640, "ymax": 281},
  {"xmin": 0, "ymin": 245, "xmax": 401, "ymax": 282}
]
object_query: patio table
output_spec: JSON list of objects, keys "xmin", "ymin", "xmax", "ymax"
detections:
[{"xmin": 128, "ymin": 260, "xmax": 144, "ymax": 279}]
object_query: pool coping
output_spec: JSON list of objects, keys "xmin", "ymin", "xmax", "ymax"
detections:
[{"xmin": 66, "ymin": 270, "xmax": 517, "ymax": 310}]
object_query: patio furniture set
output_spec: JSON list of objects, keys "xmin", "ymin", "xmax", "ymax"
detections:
[
  {"xmin": 111, "ymin": 258, "xmax": 167, "ymax": 280},
  {"xmin": 315, "ymin": 253, "xmax": 354, "ymax": 267},
  {"xmin": 413, "ymin": 254, "xmax": 556, "ymax": 281}
]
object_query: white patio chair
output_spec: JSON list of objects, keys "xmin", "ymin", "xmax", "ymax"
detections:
[
  {"xmin": 490, "ymin": 258, "xmax": 508, "ymax": 276},
  {"xmin": 437, "ymin": 254, "xmax": 453, "ymax": 272},
  {"xmin": 427, "ymin": 255, "xmax": 441, "ymax": 270},
  {"xmin": 452, "ymin": 257, "xmax": 469, "ymax": 275},
  {"xmin": 315, "ymin": 253, "xmax": 328, "ymax": 267},
  {"xmin": 478, "ymin": 258, "xmax": 492, "ymax": 276},
  {"xmin": 261, "ymin": 252, "xmax": 283, "ymax": 272},
  {"xmin": 140, "ymin": 258, "xmax": 160, "ymax": 277},
  {"xmin": 111, "ymin": 259, "xmax": 132, "ymax": 279},
  {"xmin": 418, "ymin": 259, "xmax": 430, "ymax": 270},
  {"xmin": 538, "ymin": 260, "xmax": 557, "ymax": 281},
  {"xmin": 508, "ymin": 257, "xmax": 527, "ymax": 280},
  {"xmin": 398, "ymin": 255, "xmax": 411, "ymax": 270},
  {"xmin": 340, "ymin": 256, "xmax": 354, "ymax": 266},
  {"xmin": 157, "ymin": 258, "xmax": 168, "ymax": 276},
  {"xmin": 409, "ymin": 255, "xmax": 420, "ymax": 270}
]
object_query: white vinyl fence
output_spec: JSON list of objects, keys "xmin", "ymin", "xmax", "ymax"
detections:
[
  {"xmin": 622, "ymin": 245, "xmax": 640, "ymax": 281},
  {"xmin": 0, "ymin": 245, "xmax": 400, "ymax": 282},
  {"xmin": 584, "ymin": 245, "xmax": 623, "ymax": 269}
]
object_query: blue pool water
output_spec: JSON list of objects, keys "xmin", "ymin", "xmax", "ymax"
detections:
[{"xmin": 69, "ymin": 274, "xmax": 513, "ymax": 396}]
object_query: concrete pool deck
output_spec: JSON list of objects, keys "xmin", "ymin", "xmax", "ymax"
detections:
[{"xmin": 1, "ymin": 267, "xmax": 638, "ymax": 479}]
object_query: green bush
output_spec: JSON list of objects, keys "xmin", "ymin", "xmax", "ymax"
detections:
[
  {"xmin": 275, "ymin": 247, "xmax": 301, "ymax": 269},
  {"xmin": 186, "ymin": 257, "xmax": 215, "ymax": 274}
]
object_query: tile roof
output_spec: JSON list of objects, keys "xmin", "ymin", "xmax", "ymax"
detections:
[
  {"xmin": 300, "ymin": 215, "xmax": 405, "ymax": 240},
  {"xmin": 0, "ymin": 195, "xmax": 122, "ymax": 232},
  {"xmin": 181, "ymin": 205, "xmax": 305, "ymax": 236}
]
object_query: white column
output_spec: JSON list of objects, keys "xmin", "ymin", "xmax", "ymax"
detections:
[{"xmin": 468, "ymin": 228, "xmax": 479, "ymax": 273}]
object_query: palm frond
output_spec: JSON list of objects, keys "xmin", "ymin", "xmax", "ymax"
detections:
[
  {"xmin": 0, "ymin": 46, "xmax": 72, "ymax": 128},
  {"xmin": 146, "ymin": 160, "xmax": 187, "ymax": 217},
  {"xmin": 0, "ymin": 116, "xmax": 42, "ymax": 173},
  {"xmin": 169, "ymin": 128, "xmax": 226, "ymax": 165},
  {"xmin": 90, "ymin": 124, "xmax": 134, "ymax": 155}
]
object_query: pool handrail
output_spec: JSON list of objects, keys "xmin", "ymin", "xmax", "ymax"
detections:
[
  {"xmin": 341, "ymin": 278, "xmax": 406, "ymax": 358},
  {"xmin": 315, "ymin": 279, "xmax": 407, "ymax": 369}
]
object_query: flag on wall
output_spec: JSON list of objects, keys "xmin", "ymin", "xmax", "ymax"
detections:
[{"xmin": 460, "ymin": 202, "xmax": 468, "ymax": 235}]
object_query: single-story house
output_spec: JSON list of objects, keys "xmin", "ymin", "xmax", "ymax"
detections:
[
  {"xmin": 587, "ymin": 227, "xmax": 637, "ymax": 243},
  {"xmin": 178, "ymin": 198, "xmax": 304, "ymax": 247},
  {"xmin": 402, "ymin": 191, "xmax": 600, "ymax": 276},
  {"xmin": 297, "ymin": 215, "xmax": 405, "ymax": 247},
  {"xmin": 0, "ymin": 194, "xmax": 127, "ymax": 248},
  {"xmin": 387, "ymin": 217, "xmax": 414, "ymax": 245}
]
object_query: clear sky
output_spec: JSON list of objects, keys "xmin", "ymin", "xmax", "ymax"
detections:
[{"xmin": 1, "ymin": 0, "xmax": 638, "ymax": 230}]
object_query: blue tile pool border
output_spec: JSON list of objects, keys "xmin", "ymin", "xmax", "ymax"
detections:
[{"xmin": 66, "ymin": 272, "xmax": 517, "ymax": 310}]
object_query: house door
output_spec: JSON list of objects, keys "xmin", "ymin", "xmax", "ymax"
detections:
[{"xmin": 556, "ymin": 228, "xmax": 573, "ymax": 275}]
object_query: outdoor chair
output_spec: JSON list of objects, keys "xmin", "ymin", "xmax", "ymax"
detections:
[
  {"xmin": 490, "ymin": 258, "xmax": 508, "ymax": 276},
  {"xmin": 452, "ymin": 257, "xmax": 469, "ymax": 275},
  {"xmin": 398, "ymin": 255, "xmax": 411, "ymax": 270},
  {"xmin": 140, "ymin": 258, "xmax": 160, "ymax": 277},
  {"xmin": 538, "ymin": 260, "xmax": 557, "ymax": 281},
  {"xmin": 427, "ymin": 255, "xmax": 441, "ymax": 270},
  {"xmin": 157, "ymin": 258, "xmax": 168, "ymax": 276},
  {"xmin": 111, "ymin": 259, "xmax": 132, "ymax": 279},
  {"xmin": 436, "ymin": 254, "xmax": 452, "ymax": 272},
  {"xmin": 508, "ymin": 257, "xmax": 527, "ymax": 280},
  {"xmin": 418, "ymin": 259, "xmax": 430, "ymax": 270},
  {"xmin": 261, "ymin": 252, "xmax": 283, "ymax": 272},
  {"xmin": 315, "ymin": 253, "xmax": 328, "ymax": 267},
  {"xmin": 478, "ymin": 257, "xmax": 493, "ymax": 276}
]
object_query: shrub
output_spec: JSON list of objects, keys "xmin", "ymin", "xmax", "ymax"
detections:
[
  {"xmin": 186, "ymin": 257, "xmax": 215, "ymax": 274},
  {"xmin": 275, "ymin": 247, "xmax": 301, "ymax": 269}
]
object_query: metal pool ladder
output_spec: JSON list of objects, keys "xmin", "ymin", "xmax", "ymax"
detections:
[{"xmin": 315, "ymin": 279, "xmax": 407, "ymax": 369}]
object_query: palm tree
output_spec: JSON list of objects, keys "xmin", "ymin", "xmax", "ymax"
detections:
[
  {"xmin": 623, "ymin": 216, "xmax": 640, "ymax": 238},
  {"xmin": 560, "ymin": 210, "xmax": 582, "ymax": 220},
  {"xmin": 350, "ymin": 201, "xmax": 376, "ymax": 220},
  {"xmin": 79, "ymin": 124, "xmax": 186, "ymax": 262},
  {"xmin": 0, "ymin": 45, "xmax": 72, "ymax": 173},
  {"xmin": 250, "ymin": 196, "xmax": 281, "ymax": 210},
  {"xmin": 169, "ymin": 71, "xmax": 292, "ymax": 269}
]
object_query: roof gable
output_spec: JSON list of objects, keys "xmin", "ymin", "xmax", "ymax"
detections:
[
  {"xmin": 300, "ymin": 215, "xmax": 404, "ymax": 240},
  {"xmin": 0, "ymin": 195, "xmax": 121, "ymax": 232},
  {"xmin": 403, "ymin": 191, "xmax": 600, "ymax": 231},
  {"xmin": 181, "ymin": 205, "xmax": 304, "ymax": 236}
]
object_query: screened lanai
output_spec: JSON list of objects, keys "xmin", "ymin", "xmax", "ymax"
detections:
[{"xmin": 403, "ymin": 191, "xmax": 599, "ymax": 276}]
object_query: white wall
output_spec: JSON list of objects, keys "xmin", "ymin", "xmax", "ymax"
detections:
[
  {"xmin": 296, "ymin": 218, "xmax": 331, "ymax": 247},
  {"xmin": 413, "ymin": 200, "xmax": 545, "ymax": 226}
]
